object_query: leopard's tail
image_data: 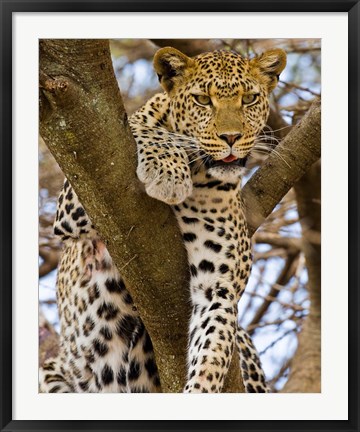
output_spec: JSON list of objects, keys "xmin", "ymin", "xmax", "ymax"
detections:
[
  {"xmin": 236, "ymin": 326, "xmax": 270, "ymax": 393},
  {"xmin": 39, "ymin": 357, "xmax": 74, "ymax": 393}
]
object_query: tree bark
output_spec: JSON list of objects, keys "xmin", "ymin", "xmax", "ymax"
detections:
[
  {"xmin": 283, "ymin": 161, "xmax": 321, "ymax": 392},
  {"xmin": 39, "ymin": 39, "xmax": 321, "ymax": 393},
  {"xmin": 242, "ymin": 98, "xmax": 321, "ymax": 237}
]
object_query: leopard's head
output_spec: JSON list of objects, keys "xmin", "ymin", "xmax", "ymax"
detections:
[{"xmin": 154, "ymin": 47, "xmax": 286, "ymax": 181}]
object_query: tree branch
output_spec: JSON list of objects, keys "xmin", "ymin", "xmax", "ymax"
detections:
[
  {"xmin": 243, "ymin": 98, "xmax": 321, "ymax": 236},
  {"xmin": 150, "ymin": 39, "xmax": 219, "ymax": 56},
  {"xmin": 39, "ymin": 246, "xmax": 60, "ymax": 278},
  {"xmin": 247, "ymin": 251, "xmax": 300, "ymax": 335}
]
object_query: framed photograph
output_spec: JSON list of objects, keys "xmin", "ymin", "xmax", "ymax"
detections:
[{"xmin": 1, "ymin": 1, "xmax": 359, "ymax": 431}]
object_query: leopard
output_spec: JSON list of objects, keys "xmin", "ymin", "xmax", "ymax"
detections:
[{"xmin": 39, "ymin": 46, "xmax": 286, "ymax": 394}]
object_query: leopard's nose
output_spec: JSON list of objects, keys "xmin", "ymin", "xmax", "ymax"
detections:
[{"xmin": 218, "ymin": 133, "xmax": 243, "ymax": 147}]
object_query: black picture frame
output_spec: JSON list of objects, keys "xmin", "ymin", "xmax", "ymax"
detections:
[{"xmin": 1, "ymin": 1, "xmax": 359, "ymax": 431}]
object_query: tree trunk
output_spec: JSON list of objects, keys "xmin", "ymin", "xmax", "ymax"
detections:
[
  {"xmin": 283, "ymin": 161, "xmax": 321, "ymax": 392},
  {"xmin": 39, "ymin": 39, "xmax": 321, "ymax": 393}
]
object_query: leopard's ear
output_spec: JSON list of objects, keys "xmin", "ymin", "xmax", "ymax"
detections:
[
  {"xmin": 250, "ymin": 49, "xmax": 287, "ymax": 92},
  {"xmin": 153, "ymin": 47, "xmax": 194, "ymax": 93}
]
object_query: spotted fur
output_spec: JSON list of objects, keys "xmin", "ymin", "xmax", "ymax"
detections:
[{"xmin": 40, "ymin": 47, "xmax": 286, "ymax": 393}]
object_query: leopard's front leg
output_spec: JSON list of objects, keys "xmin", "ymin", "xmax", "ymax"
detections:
[
  {"xmin": 132, "ymin": 123, "xmax": 194, "ymax": 205},
  {"xmin": 175, "ymin": 184, "xmax": 252, "ymax": 393},
  {"xmin": 184, "ymin": 286, "xmax": 238, "ymax": 393},
  {"xmin": 133, "ymin": 121, "xmax": 253, "ymax": 393}
]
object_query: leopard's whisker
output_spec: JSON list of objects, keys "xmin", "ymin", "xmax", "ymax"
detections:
[
  {"xmin": 270, "ymin": 149, "xmax": 291, "ymax": 168},
  {"xmin": 263, "ymin": 123, "xmax": 292, "ymax": 134}
]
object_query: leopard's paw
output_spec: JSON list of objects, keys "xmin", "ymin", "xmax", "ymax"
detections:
[{"xmin": 137, "ymin": 161, "xmax": 192, "ymax": 205}]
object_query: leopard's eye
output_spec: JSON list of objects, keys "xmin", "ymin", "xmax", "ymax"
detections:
[
  {"xmin": 242, "ymin": 93, "xmax": 259, "ymax": 105},
  {"xmin": 193, "ymin": 94, "xmax": 212, "ymax": 106}
]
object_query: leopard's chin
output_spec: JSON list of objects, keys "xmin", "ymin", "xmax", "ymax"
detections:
[
  {"xmin": 204, "ymin": 155, "xmax": 248, "ymax": 182},
  {"xmin": 207, "ymin": 165, "xmax": 244, "ymax": 182}
]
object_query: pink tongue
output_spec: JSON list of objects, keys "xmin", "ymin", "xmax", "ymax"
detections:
[{"xmin": 222, "ymin": 155, "xmax": 238, "ymax": 163}]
